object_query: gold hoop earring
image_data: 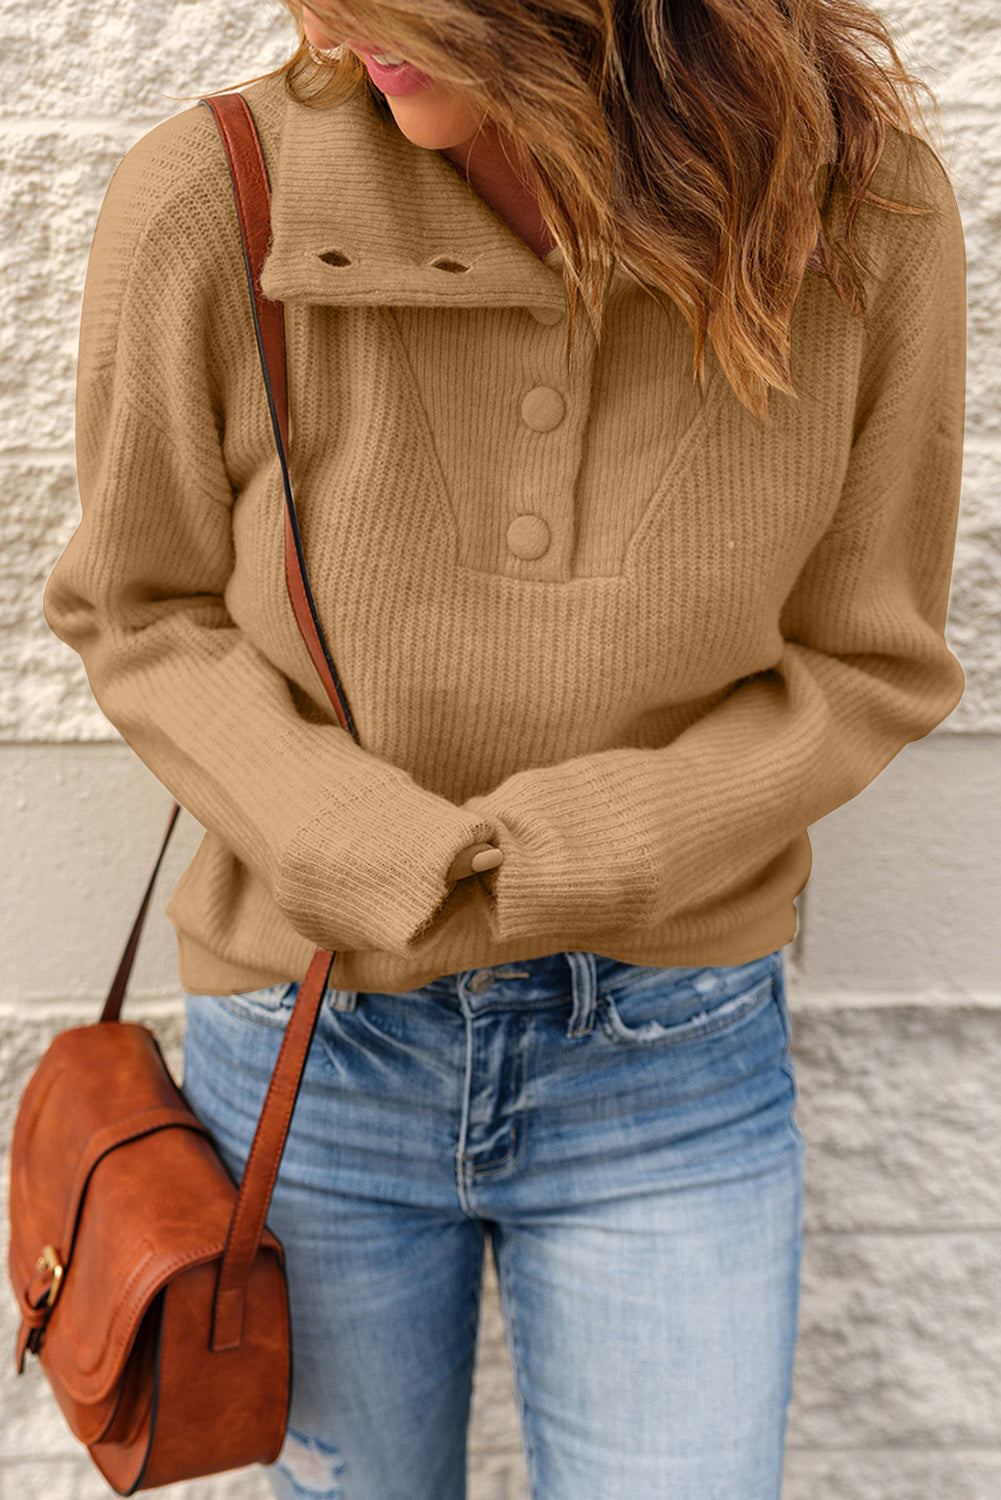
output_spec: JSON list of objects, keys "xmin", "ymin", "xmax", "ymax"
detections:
[{"xmin": 306, "ymin": 40, "xmax": 347, "ymax": 64}]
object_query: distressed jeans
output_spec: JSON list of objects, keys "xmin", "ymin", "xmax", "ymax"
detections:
[{"xmin": 182, "ymin": 946, "xmax": 804, "ymax": 1500}]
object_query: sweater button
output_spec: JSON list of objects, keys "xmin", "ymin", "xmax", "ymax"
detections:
[
  {"xmin": 521, "ymin": 386, "xmax": 565, "ymax": 431},
  {"xmin": 506, "ymin": 514, "xmax": 551, "ymax": 560}
]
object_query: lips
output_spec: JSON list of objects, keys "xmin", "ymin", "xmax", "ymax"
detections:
[{"xmin": 350, "ymin": 45, "xmax": 435, "ymax": 96}]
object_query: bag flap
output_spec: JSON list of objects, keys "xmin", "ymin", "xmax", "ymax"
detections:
[{"xmin": 9, "ymin": 1021, "xmax": 281, "ymax": 1405}]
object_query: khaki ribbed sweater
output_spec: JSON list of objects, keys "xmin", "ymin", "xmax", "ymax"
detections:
[{"xmin": 43, "ymin": 71, "xmax": 966, "ymax": 996}]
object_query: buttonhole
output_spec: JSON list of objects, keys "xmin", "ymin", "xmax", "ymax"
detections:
[
  {"xmin": 429, "ymin": 256, "xmax": 470, "ymax": 274},
  {"xmin": 319, "ymin": 249, "xmax": 352, "ymax": 267}
]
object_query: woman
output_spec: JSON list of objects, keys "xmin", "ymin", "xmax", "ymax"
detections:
[{"xmin": 43, "ymin": 0, "xmax": 966, "ymax": 1493}]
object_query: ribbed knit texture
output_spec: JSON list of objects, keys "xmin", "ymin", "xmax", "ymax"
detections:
[{"xmin": 44, "ymin": 71, "xmax": 967, "ymax": 995}]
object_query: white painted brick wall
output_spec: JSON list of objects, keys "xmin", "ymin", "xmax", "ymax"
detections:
[{"xmin": 1, "ymin": 0, "xmax": 999, "ymax": 1495}]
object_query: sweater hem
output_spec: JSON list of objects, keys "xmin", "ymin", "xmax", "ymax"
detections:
[{"xmin": 175, "ymin": 903, "xmax": 800, "ymax": 998}]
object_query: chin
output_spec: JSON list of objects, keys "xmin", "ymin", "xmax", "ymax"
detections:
[{"xmin": 387, "ymin": 96, "xmax": 481, "ymax": 152}]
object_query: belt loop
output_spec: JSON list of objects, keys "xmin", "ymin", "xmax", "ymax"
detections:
[
  {"xmin": 328, "ymin": 988, "xmax": 358, "ymax": 1012},
  {"xmin": 565, "ymin": 951, "xmax": 598, "ymax": 1037}
]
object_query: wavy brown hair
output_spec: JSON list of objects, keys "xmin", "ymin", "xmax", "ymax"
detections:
[{"xmin": 179, "ymin": 0, "xmax": 947, "ymax": 420}]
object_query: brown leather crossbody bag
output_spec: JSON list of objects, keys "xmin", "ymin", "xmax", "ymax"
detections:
[{"xmin": 7, "ymin": 91, "xmax": 355, "ymax": 1494}]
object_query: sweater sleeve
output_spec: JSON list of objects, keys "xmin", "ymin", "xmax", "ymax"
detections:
[
  {"xmin": 462, "ymin": 138, "xmax": 967, "ymax": 951},
  {"xmin": 43, "ymin": 107, "xmax": 496, "ymax": 960}
]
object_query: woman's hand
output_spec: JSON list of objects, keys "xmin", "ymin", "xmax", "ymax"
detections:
[{"xmin": 447, "ymin": 842, "xmax": 504, "ymax": 883}]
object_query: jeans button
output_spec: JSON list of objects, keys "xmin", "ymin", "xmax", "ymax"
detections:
[{"xmin": 468, "ymin": 970, "xmax": 496, "ymax": 994}]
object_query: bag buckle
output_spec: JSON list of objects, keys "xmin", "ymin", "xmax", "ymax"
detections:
[{"xmin": 35, "ymin": 1245, "xmax": 64, "ymax": 1308}]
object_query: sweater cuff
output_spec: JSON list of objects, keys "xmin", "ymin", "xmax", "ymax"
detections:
[
  {"xmin": 463, "ymin": 756, "xmax": 658, "ymax": 948},
  {"xmin": 275, "ymin": 767, "xmax": 497, "ymax": 957}
]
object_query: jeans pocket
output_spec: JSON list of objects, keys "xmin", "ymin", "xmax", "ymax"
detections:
[
  {"xmin": 597, "ymin": 955, "xmax": 780, "ymax": 1047},
  {"xmin": 210, "ymin": 980, "xmax": 300, "ymax": 1029}
]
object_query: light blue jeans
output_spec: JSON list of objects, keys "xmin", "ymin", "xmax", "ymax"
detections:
[{"xmin": 182, "ymin": 947, "xmax": 804, "ymax": 1500}]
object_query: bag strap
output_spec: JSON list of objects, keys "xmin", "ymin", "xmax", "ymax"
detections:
[
  {"xmin": 99, "ymin": 88, "xmax": 364, "ymax": 1350},
  {"xmin": 205, "ymin": 88, "xmax": 358, "ymax": 1347},
  {"xmin": 200, "ymin": 91, "xmax": 359, "ymax": 736},
  {"xmin": 101, "ymin": 800, "xmax": 182, "ymax": 1024},
  {"xmin": 102, "ymin": 88, "xmax": 360, "ymax": 1029}
]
